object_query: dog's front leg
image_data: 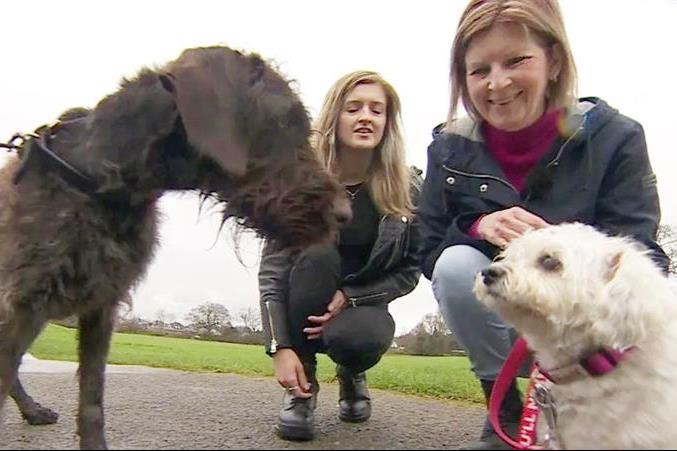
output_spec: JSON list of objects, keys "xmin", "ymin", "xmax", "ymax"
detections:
[
  {"xmin": 0, "ymin": 310, "xmax": 46, "ymax": 420},
  {"xmin": 11, "ymin": 377, "xmax": 59, "ymax": 425},
  {"xmin": 0, "ymin": 341, "xmax": 22, "ymax": 415},
  {"xmin": 77, "ymin": 305, "xmax": 115, "ymax": 450}
]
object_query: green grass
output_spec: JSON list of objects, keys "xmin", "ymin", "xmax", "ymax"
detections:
[{"xmin": 31, "ymin": 324, "xmax": 485, "ymax": 403}]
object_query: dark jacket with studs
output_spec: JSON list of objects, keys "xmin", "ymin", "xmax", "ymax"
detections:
[
  {"xmin": 418, "ymin": 97, "xmax": 668, "ymax": 280},
  {"xmin": 259, "ymin": 170, "xmax": 423, "ymax": 355}
]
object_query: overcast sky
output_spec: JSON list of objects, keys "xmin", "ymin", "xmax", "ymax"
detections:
[{"xmin": 1, "ymin": 1, "xmax": 675, "ymax": 334}]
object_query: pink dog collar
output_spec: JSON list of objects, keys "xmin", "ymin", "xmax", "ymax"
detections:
[
  {"xmin": 490, "ymin": 339, "xmax": 638, "ymax": 450},
  {"xmin": 537, "ymin": 347, "xmax": 636, "ymax": 384}
]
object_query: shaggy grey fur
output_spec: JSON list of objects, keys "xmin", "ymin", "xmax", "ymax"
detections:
[{"xmin": 0, "ymin": 46, "xmax": 349, "ymax": 449}]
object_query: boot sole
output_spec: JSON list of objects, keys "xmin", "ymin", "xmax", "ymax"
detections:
[
  {"xmin": 338, "ymin": 411, "xmax": 370, "ymax": 423},
  {"xmin": 275, "ymin": 423, "xmax": 314, "ymax": 441}
]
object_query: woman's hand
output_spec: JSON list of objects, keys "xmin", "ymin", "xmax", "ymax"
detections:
[
  {"xmin": 477, "ymin": 207, "xmax": 549, "ymax": 248},
  {"xmin": 273, "ymin": 348, "xmax": 313, "ymax": 399},
  {"xmin": 303, "ymin": 290, "xmax": 349, "ymax": 340}
]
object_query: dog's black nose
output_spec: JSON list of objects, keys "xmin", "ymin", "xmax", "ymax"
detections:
[{"xmin": 481, "ymin": 266, "xmax": 506, "ymax": 285}]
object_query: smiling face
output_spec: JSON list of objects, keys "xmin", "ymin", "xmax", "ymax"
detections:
[
  {"xmin": 464, "ymin": 22, "xmax": 561, "ymax": 131},
  {"xmin": 336, "ymin": 82, "xmax": 387, "ymax": 152}
]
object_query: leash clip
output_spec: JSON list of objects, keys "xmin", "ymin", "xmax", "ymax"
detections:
[
  {"xmin": 534, "ymin": 383, "xmax": 562, "ymax": 449},
  {"xmin": 0, "ymin": 132, "xmax": 39, "ymax": 153}
]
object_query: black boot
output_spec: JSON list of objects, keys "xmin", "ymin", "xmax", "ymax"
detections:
[
  {"xmin": 466, "ymin": 379, "xmax": 523, "ymax": 450},
  {"xmin": 276, "ymin": 361, "xmax": 319, "ymax": 441},
  {"xmin": 336, "ymin": 365, "xmax": 371, "ymax": 423}
]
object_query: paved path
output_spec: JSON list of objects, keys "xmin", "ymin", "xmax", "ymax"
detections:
[{"xmin": 1, "ymin": 356, "xmax": 485, "ymax": 449}]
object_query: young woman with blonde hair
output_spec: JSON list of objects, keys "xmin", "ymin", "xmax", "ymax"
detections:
[{"xmin": 259, "ymin": 70, "xmax": 422, "ymax": 441}]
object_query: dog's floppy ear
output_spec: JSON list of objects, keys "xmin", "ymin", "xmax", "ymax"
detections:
[
  {"xmin": 164, "ymin": 48, "xmax": 249, "ymax": 178},
  {"xmin": 597, "ymin": 248, "xmax": 664, "ymax": 348}
]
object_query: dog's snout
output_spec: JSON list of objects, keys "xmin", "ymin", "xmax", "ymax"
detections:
[{"xmin": 481, "ymin": 266, "xmax": 506, "ymax": 286}]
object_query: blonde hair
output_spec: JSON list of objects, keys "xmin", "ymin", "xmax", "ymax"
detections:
[
  {"xmin": 447, "ymin": 0, "xmax": 578, "ymax": 127},
  {"xmin": 312, "ymin": 70, "xmax": 413, "ymax": 218}
]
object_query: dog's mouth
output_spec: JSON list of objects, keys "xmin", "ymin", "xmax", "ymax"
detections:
[
  {"xmin": 474, "ymin": 265, "xmax": 510, "ymax": 299},
  {"xmin": 473, "ymin": 272, "xmax": 521, "ymax": 311},
  {"xmin": 484, "ymin": 285, "xmax": 505, "ymax": 299},
  {"xmin": 480, "ymin": 286, "xmax": 510, "ymax": 306}
]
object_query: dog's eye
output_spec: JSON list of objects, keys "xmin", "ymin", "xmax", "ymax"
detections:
[
  {"xmin": 492, "ymin": 255, "xmax": 505, "ymax": 263},
  {"xmin": 538, "ymin": 254, "xmax": 562, "ymax": 272}
]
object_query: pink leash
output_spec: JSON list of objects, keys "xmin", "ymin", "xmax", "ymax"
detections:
[{"xmin": 489, "ymin": 337, "xmax": 544, "ymax": 450}]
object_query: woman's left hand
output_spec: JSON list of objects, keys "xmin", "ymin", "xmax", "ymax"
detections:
[{"xmin": 304, "ymin": 289, "xmax": 349, "ymax": 340}]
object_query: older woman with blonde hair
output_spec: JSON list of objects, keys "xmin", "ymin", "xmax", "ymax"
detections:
[
  {"xmin": 259, "ymin": 70, "xmax": 422, "ymax": 441},
  {"xmin": 418, "ymin": 0, "xmax": 667, "ymax": 449}
]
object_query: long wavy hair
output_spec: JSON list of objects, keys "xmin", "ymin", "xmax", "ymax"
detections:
[
  {"xmin": 446, "ymin": 0, "xmax": 578, "ymax": 127},
  {"xmin": 312, "ymin": 71, "xmax": 413, "ymax": 218}
]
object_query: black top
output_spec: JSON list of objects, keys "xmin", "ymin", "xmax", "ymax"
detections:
[{"xmin": 338, "ymin": 183, "xmax": 380, "ymax": 277}]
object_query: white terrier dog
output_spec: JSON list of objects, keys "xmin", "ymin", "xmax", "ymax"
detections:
[{"xmin": 473, "ymin": 223, "xmax": 677, "ymax": 450}]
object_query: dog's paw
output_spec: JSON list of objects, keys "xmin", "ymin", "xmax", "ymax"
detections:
[{"xmin": 22, "ymin": 404, "xmax": 59, "ymax": 425}]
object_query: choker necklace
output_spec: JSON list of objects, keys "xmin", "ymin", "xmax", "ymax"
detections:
[{"xmin": 345, "ymin": 185, "xmax": 361, "ymax": 200}]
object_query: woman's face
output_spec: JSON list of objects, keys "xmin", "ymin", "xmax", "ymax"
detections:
[
  {"xmin": 336, "ymin": 83, "xmax": 387, "ymax": 152},
  {"xmin": 464, "ymin": 22, "xmax": 560, "ymax": 131}
]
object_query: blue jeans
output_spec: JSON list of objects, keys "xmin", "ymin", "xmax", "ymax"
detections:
[{"xmin": 431, "ymin": 245, "xmax": 518, "ymax": 381}]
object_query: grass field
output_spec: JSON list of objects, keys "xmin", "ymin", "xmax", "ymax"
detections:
[{"xmin": 30, "ymin": 324, "xmax": 485, "ymax": 404}]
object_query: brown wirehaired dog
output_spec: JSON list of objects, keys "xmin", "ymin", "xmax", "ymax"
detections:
[{"xmin": 0, "ymin": 46, "xmax": 350, "ymax": 449}]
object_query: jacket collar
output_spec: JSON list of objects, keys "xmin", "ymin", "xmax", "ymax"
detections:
[{"xmin": 433, "ymin": 97, "xmax": 616, "ymax": 144}]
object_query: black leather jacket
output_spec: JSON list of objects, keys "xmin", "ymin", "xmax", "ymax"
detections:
[{"xmin": 259, "ymin": 172, "xmax": 423, "ymax": 355}]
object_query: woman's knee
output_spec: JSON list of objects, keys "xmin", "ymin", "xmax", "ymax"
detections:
[
  {"xmin": 432, "ymin": 246, "xmax": 490, "ymax": 292},
  {"xmin": 324, "ymin": 307, "xmax": 394, "ymax": 370},
  {"xmin": 432, "ymin": 246, "xmax": 490, "ymax": 327}
]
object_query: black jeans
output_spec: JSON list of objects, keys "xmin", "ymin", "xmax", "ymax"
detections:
[{"xmin": 287, "ymin": 244, "xmax": 395, "ymax": 373}]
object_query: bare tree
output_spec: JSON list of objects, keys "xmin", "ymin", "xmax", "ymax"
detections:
[
  {"xmin": 397, "ymin": 311, "xmax": 460, "ymax": 356},
  {"xmin": 238, "ymin": 307, "xmax": 262, "ymax": 332},
  {"xmin": 186, "ymin": 302, "xmax": 231, "ymax": 333},
  {"xmin": 657, "ymin": 224, "xmax": 677, "ymax": 275},
  {"xmin": 155, "ymin": 309, "xmax": 176, "ymax": 326},
  {"xmin": 415, "ymin": 311, "xmax": 448, "ymax": 336}
]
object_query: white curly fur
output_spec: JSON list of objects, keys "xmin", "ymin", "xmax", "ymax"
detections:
[{"xmin": 473, "ymin": 223, "xmax": 677, "ymax": 449}]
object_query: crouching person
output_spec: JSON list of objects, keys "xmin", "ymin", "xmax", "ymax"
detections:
[{"xmin": 258, "ymin": 70, "xmax": 422, "ymax": 441}]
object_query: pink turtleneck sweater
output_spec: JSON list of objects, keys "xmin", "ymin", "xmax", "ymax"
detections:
[{"xmin": 468, "ymin": 109, "xmax": 561, "ymax": 238}]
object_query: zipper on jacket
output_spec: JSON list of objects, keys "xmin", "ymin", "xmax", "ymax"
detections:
[
  {"xmin": 545, "ymin": 123, "xmax": 583, "ymax": 169},
  {"xmin": 523, "ymin": 124, "xmax": 584, "ymax": 202},
  {"xmin": 348, "ymin": 291, "xmax": 388, "ymax": 307},
  {"xmin": 264, "ymin": 300, "xmax": 278, "ymax": 353},
  {"xmin": 442, "ymin": 165, "xmax": 519, "ymax": 194}
]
